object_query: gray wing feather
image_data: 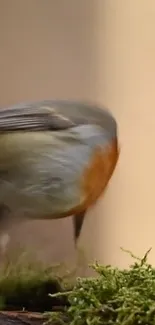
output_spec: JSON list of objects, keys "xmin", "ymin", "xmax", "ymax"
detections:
[{"xmin": 0, "ymin": 105, "xmax": 75, "ymax": 131}]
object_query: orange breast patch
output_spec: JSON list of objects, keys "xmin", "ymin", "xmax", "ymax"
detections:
[
  {"xmin": 56, "ymin": 138, "xmax": 119, "ymax": 218},
  {"xmin": 81, "ymin": 138, "xmax": 119, "ymax": 209}
]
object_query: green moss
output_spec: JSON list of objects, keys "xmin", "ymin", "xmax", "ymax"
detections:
[{"xmin": 46, "ymin": 248, "xmax": 155, "ymax": 325}]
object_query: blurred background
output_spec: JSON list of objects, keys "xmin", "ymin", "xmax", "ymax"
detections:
[{"xmin": 0, "ymin": 0, "xmax": 155, "ymax": 272}]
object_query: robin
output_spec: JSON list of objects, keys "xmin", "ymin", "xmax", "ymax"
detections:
[{"xmin": 0, "ymin": 100, "xmax": 119, "ymax": 252}]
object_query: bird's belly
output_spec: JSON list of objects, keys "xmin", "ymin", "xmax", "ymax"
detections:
[
  {"xmin": 0, "ymin": 131, "xmax": 118, "ymax": 220},
  {"xmin": 40, "ymin": 137, "xmax": 119, "ymax": 219}
]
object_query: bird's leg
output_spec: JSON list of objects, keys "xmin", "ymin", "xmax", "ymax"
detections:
[
  {"xmin": 0, "ymin": 204, "xmax": 11, "ymax": 255},
  {"xmin": 73, "ymin": 211, "xmax": 86, "ymax": 245},
  {"xmin": 0, "ymin": 233, "xmax": 10, "ymax": 255}
]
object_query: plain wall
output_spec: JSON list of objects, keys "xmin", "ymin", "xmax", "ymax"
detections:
[
  {"xmin": 94, "ymin": 0, "xmax": 155, "ymax": 267},
  {"xmin": 0, "ymin": 0, "xmax": 155, "ymax": 270}
]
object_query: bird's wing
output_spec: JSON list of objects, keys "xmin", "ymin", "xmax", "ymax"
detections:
[{"xmin": 0, "ymin": 103, "xmax": 75, "ymax": 132}]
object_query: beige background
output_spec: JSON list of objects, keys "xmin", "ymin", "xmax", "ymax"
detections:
[{"xmin": 0, "ymin": 0, "xmax": 155, "ymax": 271}]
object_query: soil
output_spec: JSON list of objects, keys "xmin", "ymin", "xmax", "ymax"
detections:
[{"xmin": 0, "ymin": 311, "xmax": 47, "ymax": 325}]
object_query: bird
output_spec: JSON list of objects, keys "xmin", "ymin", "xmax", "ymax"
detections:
[{"xmin": 0, "ymin": 100, "xmax": 119, "ymax": 253}]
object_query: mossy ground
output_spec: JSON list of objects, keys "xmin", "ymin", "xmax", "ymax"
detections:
[
  {"xmin": 0, "ymin": 248, "xmax": 155, "ymax": 325},
  {"xmin": 46, "ymin": 248, "xmax": 155, "ymax": 325}
]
